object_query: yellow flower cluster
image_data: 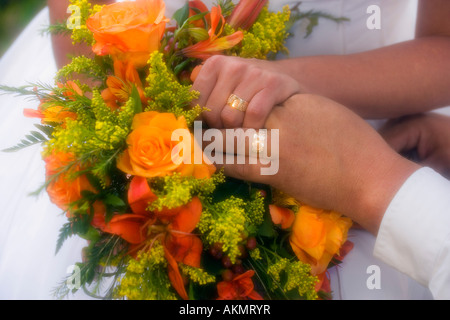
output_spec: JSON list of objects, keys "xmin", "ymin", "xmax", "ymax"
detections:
[
  {"xmin": 56, "ymin": 56, "xmax": 106, "ymax": 82},
  {"xmin": 268, "ymin": 258, "xmax": 318, "ymax": 300},
  {"xmin": 244, "ymin": 191, "xmax": 265, "ymax": 227},
  {"xmin": 238, "ymin": 6, "xmax": 291, "ymax": 59},
  {"xmin": 148, "ymin": 172, "xmax": 224, "ymax": 212},
  {"xmin": 48, "ymin": 90, "xmax": 133, "ymax": 156},
  {"xmin": 198, "ymin": 197, "xmax": 247, "ymax": 264},
  {"xmin": 69, "ymin": 0, "xmax": 104, "ymax": 45},
  {"xmin": 116, "ymin": 243, "xmax": 178, "ymax": 300},
  {"xmin": 145, "ymin": 52, "xmax": 204, "ymax": 126},
  {"xmin": 179, "ymin": 264, "xmax": 216, "ymax": 286}
]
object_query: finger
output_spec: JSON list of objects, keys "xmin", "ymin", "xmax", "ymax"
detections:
[
  {"xmin": 220, "ymin": 94, "xmax": 248, "ymax": 129},
  {"xmin": 242, "ymin": 89, "xmax": 275, "ymax": 129},
  {"xmin": 202, "ymin": 127, "xmax": 279, "ymax": 160},
  {"xmin": 242, "ymin": 74, "xmax": 299, "ymax": 129},
  {"xmin": 421, "ymin": 150, "xmax": 450, "ymax": 177},
  {"xmin": 220, "ymin": 67, "xmax": 267, "ymax": 128},
  {"xmin": 191, "ymin": 61, "xmax": 217, "ymax": 111},
  {"xmin": 191, "ymin": 58, "xmax": 227, "ymax": 127},
  {"xmin": 215, "ymin": 156, "xmax": 274, "ymax": 184},
  {"xmin": 203, "ymin": 72, "xmax": 236, "ymax": 128},
  {"xmin": 200, "ymin": 60, "xmax": 247, "ymax": 128},
  {"xmin": 380, "ymin": 119, "xmax": 422, "ymax": 153}
]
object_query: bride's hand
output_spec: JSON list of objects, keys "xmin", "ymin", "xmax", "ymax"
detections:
[
  {"xmin": 214, "ymin": 94, "xmax": 420, "ymax": 235},
  {"xmin": 192, "ymin": 55, "xmax": 300, "ymax": 129},
  {"xmin": 381, "ymin": 113, "xmax": 450, "ymax": 179}
]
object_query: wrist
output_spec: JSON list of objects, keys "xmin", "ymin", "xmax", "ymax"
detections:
[{"xmin": 354, "ymin": 152, "xmax": 421, "ymax": 235}]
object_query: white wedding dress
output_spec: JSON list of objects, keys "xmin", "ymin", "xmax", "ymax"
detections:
[{"xmin": 0, "ymin": 0, "xmax": 440, "ymax": 299}]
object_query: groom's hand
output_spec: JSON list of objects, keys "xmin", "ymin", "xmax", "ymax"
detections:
[{"xmin": 213, "ymin": 94, "xmax": 420, "ymax": 235}]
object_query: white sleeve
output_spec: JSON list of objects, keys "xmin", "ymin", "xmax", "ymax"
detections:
[{"xmin": 374, "ymin": 167, "xmax": 450, "ymax": 300}]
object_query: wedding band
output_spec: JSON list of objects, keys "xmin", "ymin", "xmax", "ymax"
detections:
[
  {"xmin": 251, "ymin": 131, "xmax": 266, "ymax": 154},
  {"xmin": 227, "ymin": 94, "xmax": 249, "ymax": 112}
]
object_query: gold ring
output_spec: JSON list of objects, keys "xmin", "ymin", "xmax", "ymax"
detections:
[
  {"xmin": 251, "ymin": 130, "xmax": 266, "ymax": 154},
  {"xmin": 227, "ymin": 93, "xmax": 249, "ymax": 112}
]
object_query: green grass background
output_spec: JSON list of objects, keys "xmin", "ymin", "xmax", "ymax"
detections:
[{"xmin": 0, "ymin": 0, "xmax": 47, "ymax": 58}]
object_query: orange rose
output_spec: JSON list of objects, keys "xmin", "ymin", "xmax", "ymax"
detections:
[
  {"xmin": 117, "ymin": 111, "xmax": 215, "ymax": 179},
  {"xmin": 44, "ymin": 152, "xmax": 95, "ymax": 214},
  {"xmin": 289, "ymin": 205, "xmax": 353, "ymax": 275},
  {"xmin": 86, "ymin": 0, "xmax": 169, "ymax": 68}
]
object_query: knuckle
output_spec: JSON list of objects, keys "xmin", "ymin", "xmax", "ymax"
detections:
[
  {"xmin": 247, "ymin": 65, "xmax": 263, "ymax": 79},
  {"xmin": 203, "ymin": 109, "xmax": 223, "ymax": 128},
  {"xmin": 246, "ymin": 104, "xmax": 265, "ymax": 119},
  {"xmin": 263, "ymin": 72, "xmax": 278, "ymax": 87},
  {"xmin": 225, "ymin": 60, "xmax": 245, "ymax": 78},
  {"xmin": 221, "ymin": 108, "xmax": 241, "ymax": 128},
  {"xmin": 206, "ymin": 55, "xmax": 224, "ymax": 67}
]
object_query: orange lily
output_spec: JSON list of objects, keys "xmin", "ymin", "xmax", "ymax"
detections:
[
  {"xmin": 101, "ymin": 60, "xmax": 147, "ymax": 110},
  {"xmin": 24, "ymin": 81, "xmax": 80, "ymax": 125},
  {"xmin": 182, "ymin": 5, "xmax": 243, "ymax": 60},
  {"xmin": 228, "ymin": 0, "xmax": 268, "ymax": 30},
  {"xmin": 188, "ymin": 0, "xmax": 210, "ymax": 28},
  {"xmin": 93, "ymin": 176, "xmax": 203, "ymax": 300},
  {"xmin": 216, "ymin": 270, "xmax": 263, "ymax": 300}
]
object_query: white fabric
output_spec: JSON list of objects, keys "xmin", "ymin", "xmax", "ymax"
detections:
[
  {"xmin": 0, "ymin": 8, "xmax": 89, "ymax": 299},
  {"xmin": 374, "ymin": 168, "xmax": 450, "ymax": 300},
  {"xmin": 0, "ymin": 0, "xmax": 442, "ymax": 300}
]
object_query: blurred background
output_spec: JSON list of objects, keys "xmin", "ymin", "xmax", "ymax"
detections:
[{"xmin": 0, "ymin": 0, "xmax": 47, "ymax": 58}]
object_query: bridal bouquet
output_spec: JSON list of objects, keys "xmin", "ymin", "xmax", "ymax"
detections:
[{"xmin": 2, "ymin": 0, "xmax": 352, "ymax": 300}]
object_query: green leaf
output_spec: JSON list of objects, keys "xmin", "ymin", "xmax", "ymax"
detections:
[
  {"xmin": 30, "ymin": 129, "xmax": 49, "ymax": 141},
  {"xmin": 257, "ymin": 211, "xmax": 277, "ymax": 238},
  {"xmin": 34, "ymin": 124, "xmax": 54, "ymax": 138},
  {"xmin": 305, "ymin": 16, "xmax": 319, "ymax": 38},
  {"xmin": 78, "ymin": 226, "xmax": 101, "ymax": 242},
  {"xmin": 104, "ymin": 194, "xmax": 126, "ymax": 208},
  {"xmin": 56, "ymin": 222, "xmax": 74, "ymax": 254},
  {"xmin": 173, "ymin": 58, "xmax": 193, "ymax": 76},
  {"xmin": 130, "ymin": 85, "xmax": 142, "ymax": 114},
  {"xmin": 187, "ymin": 27, "xmax": 209, "ymax": 42},
  {"xmin": 2, "ymin": 130, "xmax": 47, "ymax": 153},
  {"xmin": 184, "ymin": 11, "xmax": 209, "ymax": 26},
  {"xmin": 173, "ymin": 1, "xmax": 190, "ymax": 27}
]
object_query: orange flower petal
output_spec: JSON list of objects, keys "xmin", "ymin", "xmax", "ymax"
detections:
[
  {"xmin": 165, "ymin": 234, "xmax": 203, "ymax": 268},
  {"xmin": 128, "ymin": 176, "xmax": 157, "ymax": 214},
  {"xmin": 269, "ymin": 205, "xmax": 295, "ymax": 229},
  {"xmin": 102, "ymin": 214, "xmax": 148, "ymax": 244},
  {"xmin": 165, "ymin": 247, "xmax": 189, "ymax": 300},
  {"xmin": 190, "ymin": 64, "xmax": 203, "ymax": 82},
  {"xmin": 23, "ymin": 108, "xmax": 43, "ymax": 119},
  {"xmin": 169, "ymin": 197, "xmax": 202, "ymax": 234}
]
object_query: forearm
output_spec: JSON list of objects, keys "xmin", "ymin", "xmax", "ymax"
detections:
[
  {"xmin": 273, "ymin": 37, "xmax": 450, "ymax": 119},
  {"xmin": 48, "ymin": 0, "xmax": 114, "ymax": 68}
]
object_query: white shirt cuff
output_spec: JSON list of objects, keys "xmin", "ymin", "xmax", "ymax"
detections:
[{"xmin": 374, "ymin": 167, "xmax": 450, "ymax": 299}]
